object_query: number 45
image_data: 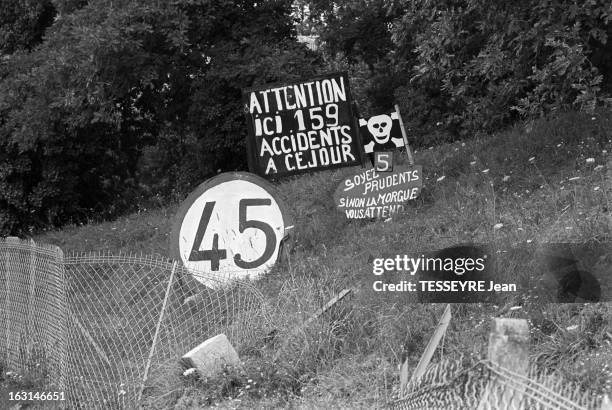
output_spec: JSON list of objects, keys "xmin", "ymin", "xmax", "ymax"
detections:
[{"xmin": 188, "ymin": 199, "xmax": 277, "ymax": 271}]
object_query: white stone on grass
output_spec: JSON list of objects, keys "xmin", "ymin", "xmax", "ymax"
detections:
[{"xmin": 181, "ymin": 334, "xmax": 241, "ymax": 379}]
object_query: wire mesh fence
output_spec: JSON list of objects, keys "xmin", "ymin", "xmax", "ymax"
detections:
[
  {"xmin": 1, "ymin": 238, "xmax": 270, "ymax": 409},
  {"xmin": 390, "ymin": 356, "xmax": 606, "ymax": 410},
  {"xmin": 2, "ymin": 238, "xmax": 609, "ymax": 409},
  {"xmin": 0, "ymin": 237, "xmax": 68, "ymax": 395}
]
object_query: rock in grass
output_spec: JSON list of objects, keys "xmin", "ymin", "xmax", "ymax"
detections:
[{"xmin": 181, "ymin": 334, "xmax": 241, "ymax": 379}]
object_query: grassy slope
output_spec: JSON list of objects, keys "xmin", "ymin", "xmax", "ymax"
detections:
[{"xmin": 30, "ymin": 110, "xmax": 612, "ymax": 408}]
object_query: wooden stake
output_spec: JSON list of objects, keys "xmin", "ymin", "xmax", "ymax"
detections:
[
  {"xmin": 273, "ymin": 288, "xmax": 354, "ymax": 362},
  {"xmin": 403, "ymin": 304, "xmax": 451, "ymax": 395},
  {"xmin": 138, "ymin": 261, "xmax": 178, "ymax": 404},
  {"xmin": 394, "ymin": 104, "xmax": 415, "ymax": 166},
  {"xmin": 302, "ymin": 288, "xmax": 353, "ymax": 328}
]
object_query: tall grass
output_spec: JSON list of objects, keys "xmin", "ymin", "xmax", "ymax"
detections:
[{"xmin": 26, "ymin": 109, "xmax": 612, "ymax": 408}]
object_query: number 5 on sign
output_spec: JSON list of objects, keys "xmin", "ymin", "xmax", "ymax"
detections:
[{"xmin": 170, "ymin": 172, "xmax": 292, "ymax": 287}]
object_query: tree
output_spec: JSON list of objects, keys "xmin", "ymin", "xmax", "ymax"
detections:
[
  {"xmin": 0, "ymin": 0, "xmax": 57, "ymax": 54},
  {"xmin": 391, "ymin": 0, "xmax": 612, "ymax": 139},
  {"xmin": 0, "ymin": 0, "xmax": 320, "ymax": 234},
  {"xmin": 304, "ymin": 0, "xmax": 611, "ymax": 141},
  {"xmin": 300, "ymin": 0, "xmax": 407, "ymax": 115}
]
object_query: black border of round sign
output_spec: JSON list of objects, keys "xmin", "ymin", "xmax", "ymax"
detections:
[{"xmin": 169, "ymin": 171, "xmax": 293, "ymax": 274}]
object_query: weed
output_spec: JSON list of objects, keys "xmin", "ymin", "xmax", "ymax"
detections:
[{"xmin": 22, "ymin": 109, "xmax": 612, "ymax": 408}]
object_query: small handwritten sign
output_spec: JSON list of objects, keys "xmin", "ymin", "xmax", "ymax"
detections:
[{"xmin": 333, "ymin": 165, "xmax": 423, "ymax": 219}]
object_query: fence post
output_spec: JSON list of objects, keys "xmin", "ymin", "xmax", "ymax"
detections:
[
  {"xmin": 4, "ymin": 237, "xmax": 20, "ymax": 371},
  {"xmin": 1, "ymin": 238, "xmax": 7, "ymax": 368},
  {"xmin": 478, "ymin": 318, "xmax": 530, "ymax": 410},
  {"xmin": 53, "ymin": 244, "xmax": 68, "ymax": 395},
  {"xmin": 27, "ymin": 239, "xmax": 36, "ymax": 362},
  {"xmin": 600, "ymin": 394, "xmax": 612, "ymax": 410}
]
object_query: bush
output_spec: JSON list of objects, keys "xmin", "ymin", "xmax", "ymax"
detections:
[{"xmin": 391, "ymin": 0, "xmax": 612, "ymax": 139}]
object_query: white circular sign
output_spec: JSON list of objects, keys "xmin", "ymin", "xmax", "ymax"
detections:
[{"xmin": 171, "ymin": 172, "xmax": 291, "ymax": 287}]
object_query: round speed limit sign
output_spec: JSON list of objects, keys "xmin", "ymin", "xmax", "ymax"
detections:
[{"xmin": 170, "ymin": 172, "xmax": 292, "ymax": 287}]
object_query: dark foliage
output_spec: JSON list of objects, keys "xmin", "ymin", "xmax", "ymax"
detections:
[
  {"xmin": 303, "ymin": 0, "xmax": 612, "ymax": 144},
  {"xmin": 2, "ymin": 0, "xmax": 611, "ymax": 234},
  {"xmin": 0, "ymin": 0, "xmax": 320, "ymax": 234},
  {"xmin": 0, "ymin": 0, "xmax": 57, "ymax": 54}
]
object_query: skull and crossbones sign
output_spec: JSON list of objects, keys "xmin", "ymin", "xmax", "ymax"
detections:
[{"xmin": 359, "ymin": 112, "xmax": 404, "ymax": 153}]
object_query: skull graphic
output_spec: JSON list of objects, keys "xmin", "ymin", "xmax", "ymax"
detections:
[{"xmin": 366, "ymin": 114, "xmax": 393, "ymax": 144}]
